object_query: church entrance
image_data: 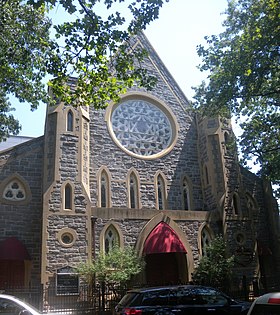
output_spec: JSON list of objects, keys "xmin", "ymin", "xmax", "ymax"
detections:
[
  {"xmin": 143, "ymin": 222, "xmax": 188, "ymax": 285},
  {"xmin": 0, "ymin": 237, "xmax": 31, "ymax": 289}
]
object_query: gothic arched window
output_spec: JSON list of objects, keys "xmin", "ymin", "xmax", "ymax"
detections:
[
  {"xmin": 67, "ymin": 110, "xmax": 74, "ymax": 132},
  {"xmin": 201, "ymin": 227, "xmax": 212, "ymax": 257},
  {"xmin": 232, "ymin": 193, "xmax": 241, "ymax": 215},
  {"xmin": 129, "ymin": 173, "xmax": 139, "ymax": 209},
  {"xmin": 182, "ymin": 177, "xmax": 190, "ymax": 210},
  {"xmin": 100, "ymin": 170, "xmax": 110, "ymax": 208},
  {"xmin": 204, "ymin": 165, "xmax": 209, "ymax": 185},
  {"xmin": 64, "ymin": 183, "xmax": 73, "ymax": 210},
  {"xmin": 157, "ymin": 174, "xmax": 166, "ymax": 210},
  {"xmin": 104, "ymin": 225, "xmax": 120, "ymax": 254}
]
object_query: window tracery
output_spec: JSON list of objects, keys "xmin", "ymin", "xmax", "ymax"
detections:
[
  {"xmin": 104, "ymin": 225, "xmax": 120, "ymax": 253},
  {"xmin": 111, "ymin": 99, "xmax": 173, "ymax": 157},
  {"xmin": 201, "ymin": 227, "xmax": 211, "ymax": 257},
  {"xmin": 3, "ymin": 180, "xmax": 26, "ymax": 201}
]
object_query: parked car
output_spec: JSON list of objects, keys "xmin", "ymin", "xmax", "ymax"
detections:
[
  {"xmin": 247, "ymin": 292, "xmax": 280, "ymax": 315},
  {"xmin": 0, "ymin": 293, "xmax": 60, "ymax": 315},
  {"xmin": 114, "ymin": 285, "xmax": 251, "ymax": 315}
]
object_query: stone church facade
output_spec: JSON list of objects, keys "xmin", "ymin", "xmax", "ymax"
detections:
[{"xmin": 0, "ymin": 33, "xmax": 279, "ymax": 293}]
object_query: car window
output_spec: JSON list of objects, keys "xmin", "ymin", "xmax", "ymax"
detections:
[
  {"xmin": 177, "ymin": 287, "xmax": 228, "ymax": 306},
  {"xmin": 0, "ymin": 298, "xmax": 23, "ymax": 314},
  {"xmin": 250, "ymin": 304, "xmax": 280, "ymax": 315},
  {"xmin": 141, "ymin": 289, "xmax": 176, "ymax": 306},
  {"xmin": 118, "ymin": 292, "xmax": 138, "ymax": 307}
]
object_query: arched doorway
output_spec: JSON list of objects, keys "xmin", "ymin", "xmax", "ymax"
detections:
[
  {"xmin": 0, "ymin": 237, "xmax": 31, "ymax": 289},
  {"xmin": 143, "ymin": 222, "xmax": 188, "ymax": 285}
]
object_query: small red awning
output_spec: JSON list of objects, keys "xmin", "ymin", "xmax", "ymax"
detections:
[
  {"xmin": 0, "ymin": 237, "xmax": 31, "ymax": 260},
  {"xmin": 143, "ymin": 222, "xmax": 187, "ymax": 254}
]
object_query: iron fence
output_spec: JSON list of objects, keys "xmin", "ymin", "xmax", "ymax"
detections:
[{"xmin": 2, "ymin": 280, "xmax": 280, "ymax": 315}]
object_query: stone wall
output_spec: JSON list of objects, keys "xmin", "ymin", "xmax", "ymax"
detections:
[{"xmin": 0, "ymin": 137, "xmax": 44, "ymax": 286}]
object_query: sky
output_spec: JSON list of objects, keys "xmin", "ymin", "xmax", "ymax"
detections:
[{"xmin": 13, "ymin": 0, "xmax": 229, "ymax": 137}]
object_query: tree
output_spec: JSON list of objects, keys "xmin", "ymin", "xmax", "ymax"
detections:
[
  {"xmin": 192, "ymin": 236, "xmax": 235, "ymax": 291},
  {"xmin": 0, "ymin": 0, "xmax": 54, "ymax": 141},
  {"xmin": 193, "ymin": 0, "xmax": 280, "ymax": 191},
  {"xmin": 76, "ymin": 246, "xmax": 144, "ymax": 285},
  {"xmin": 0, "ymin": 0, "xmax": 168, "ymax": 142}
]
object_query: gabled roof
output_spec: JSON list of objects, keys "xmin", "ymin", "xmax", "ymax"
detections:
[{"xmin": 130, "ymin": 31, "xmax": 192, "ymax": 110}]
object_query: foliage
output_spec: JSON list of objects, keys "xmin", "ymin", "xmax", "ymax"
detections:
[
  {"xmin": 76, "ymin": 246, "xmax": 145, "ymax": 285},
  {"xmin": 193, "ymin": 0, "xmax": 280, "ymax": 190},
  {"xmin": 192, "ymin": 236, "xmax": 235, "ymax": 290},
  {"xmin": 0, "ymin": 0, "xmax": 54, "ymax": 141},
  {"xmin": 0, "ymin": 0, "xmax": 168, "ymax": 142}
]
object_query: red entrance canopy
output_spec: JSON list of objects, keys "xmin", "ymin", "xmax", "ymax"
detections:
[
  {"xmin": 0, "ymin": 237, "xmax": 31, "ymax": 260},
  {"xmin": 143, "ymin": 222, "xmax": 187, "ymax": 254}
]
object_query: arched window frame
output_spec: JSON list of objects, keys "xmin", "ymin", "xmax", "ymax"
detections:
[
  {"xmin": 198, "ymin": 224, "xmax": 214, "ymax": 257},
  {"xmin": 245, "ymin": 192, "xmax": 258, "ymax": 217},
  {"xmin": 232, "ymin": 192, "xmax": 241, "ymax": 216},
  {"xmin": 0, "ymin": 173, "xmax": 31, "ymax": 205},
  {"xmin": 155, "ymin": 172, "xmax": 167, "ymax": 210},
  {"xmin": 61, "ymin": 181, "xmax": 74, "ymax": 211},
  {"xmin": 127, "ymin": 169, "xmax": 140, "ymax": 209},
  {"xmin": 204, "ymin": 164, "xmax": 210, "ymax": 186},
  {"xmin": 181, "ymin": 176, "xmax": 193, "ymax": 210},
  {"xmin": 97, "ymin": 167, "xmax": 111, "ymax": 208},
  {"xmin": 67, "ymin": 109, "xmax": 74, "ymax": 132},
  {"xmin": 100, "ymin": 222, "xmax": 123, "ymax": 254}
]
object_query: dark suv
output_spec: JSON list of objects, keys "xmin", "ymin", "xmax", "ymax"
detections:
[{"xmin": 114, "ymin": 285, "xmax": 251, "ymax": 315}]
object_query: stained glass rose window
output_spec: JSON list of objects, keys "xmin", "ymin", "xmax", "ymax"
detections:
[{"xmin": 109, "ymin": 99, "xmax": 176, "ymax": 158}]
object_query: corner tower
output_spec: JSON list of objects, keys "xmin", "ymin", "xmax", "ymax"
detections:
[{"xmin": 41, "ymin": 83, "xmax": 91, "ymax": 289}]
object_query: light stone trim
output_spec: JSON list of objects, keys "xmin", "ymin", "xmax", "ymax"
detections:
[
  {"xmin": 197, "ymin": 223, "xmax": 215, "ymax": 257},
  {"xmin": 99, "ymin": 221, "xmax": 124, "ymax": 252},
  {"xmin": 154, "ymin": 171, "xmax": 168, "ymax": 210},
  {"xmin": 57, "ymin": 227, "xmax": 78, "ymax": 248},
  {"xmin": 126, "ymin": 168, "xmax": 142, "ymax": 209},
  {"xmin": 0, "ymin": 173, "xmax": 31, "ymax": 205},
  {"xmin": 105, "ymin": 92, "xmax": 179, "ymax": 160}
]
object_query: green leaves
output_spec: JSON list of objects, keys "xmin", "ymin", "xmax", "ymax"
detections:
[
  {"xmin": 0, "ymin": 0, "xmax": 54, "ymax": 140},
  {"xmin": 1, "ymin": 0, "xmax": 167, "ymax": 142},
  {"xmin": 192, "ymin": 236, "xmax": 235, "ymax": 291},
  {"xmin": 76, "ymin": 246, "xmax": 144, "ymax": 284},
  {"xmin": 193, "ymin": 0, "xmax": 280, "ymax": 191}
]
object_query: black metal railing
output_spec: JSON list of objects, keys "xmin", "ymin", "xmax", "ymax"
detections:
[{"xmin": 2, "ymin": 280, "xmax": 280, "ymax": 315}]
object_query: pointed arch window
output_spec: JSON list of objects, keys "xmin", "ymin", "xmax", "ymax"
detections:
[
  {"xmin": 182, "ymin": 177, "xmax": 190, "ymax": 210},
  {"xmin": 67, "ymin": 110, "xmax": 74, "ymax": 132},
  {"xmin": 201, "ymin": 227, "xmax": 211, "ymax": 257},
  {"xmin": 3, "ymin": 180, "xmax": 26, "ymax": 201},
  {"xmin": 104, "ymin": 225, "xmax": 120, "ymax": 254},
  {"xmin": 64, "ymin": 184, "xmax": 73, "ymax": 210},
  {"xmin": 245, "ymin": 193, "xmax": 256, "ymax": 213},
  {"xmin": 157, "ymin": 174, "xmax": 166, "ymax": 210},
  {"xmin": 232, "ymin": 193, "xmax": 241, "ymax": 215},
  {"xmin": 100, "ymin": 170, "xmax": 110, "ymax": 208},
  {"xmin": 129, "ymin": 172, "xmax": 139, "ymax": 209},
  {"xmin": 204, "ymin": 165, "xmax": 209, "ymax": 185}
]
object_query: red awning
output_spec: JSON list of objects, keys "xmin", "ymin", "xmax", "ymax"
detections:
[
  {"xmin": 0, "ymin": 237, "xmax": 31, "ymax": 260},
  {"xmin": 143, "ymin": 222, "xmax": 187, "ymax": 254}
]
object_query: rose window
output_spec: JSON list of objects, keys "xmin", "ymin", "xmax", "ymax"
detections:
[{"xmin": 110, "ymin": 99, "xmax": 175, "ymax": 158}]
